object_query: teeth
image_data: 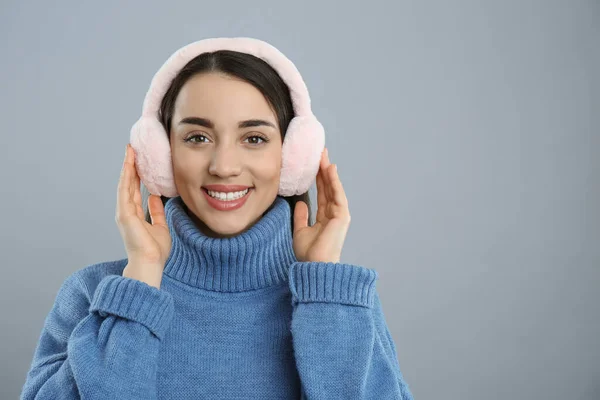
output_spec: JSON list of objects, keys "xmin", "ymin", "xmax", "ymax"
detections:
[{"xmin": 207, "ymin": 188, "xmax": 249, "ymax": 201}]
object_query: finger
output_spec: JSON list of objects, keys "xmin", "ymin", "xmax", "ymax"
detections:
[
  {"xmin": 316, "ymin": 166, "xmax": 327, "ymax": 222},
  {"xmin": 148, "ymin": 195, "xmax": 168, "ymax": 228},
  {"xmin": 293, "ymin": 200, "xmax": 309, "ymax": 234},
  {"xmin": 128, "ymin": 146, "xmax": 135, "ymax": 199},
  {"xmin": 129, "ymin": 147, "xmax": 144, "ymax": 220},
  {"xmin": 318, "ymin": 148, "xmax": 333, "ymax": 201},
  {"xmin": 117, "ymin": 144, "xmax": 135, "ymax": 219},
  {"xmin": 322, "ymin": 148, "xmax": 337, "ymax": 201},
  {"xmin": 323, "ymin": 147, "xmax": 332, "ymax": 169},
  {"xmin": 329, "ymin": 164, "xmax": 348, "ymax": 209}
]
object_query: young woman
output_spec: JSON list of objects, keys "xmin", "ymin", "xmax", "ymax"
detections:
[{"xmin": 20, "ymin": 38, "xmax": 414, "ymax": 400}]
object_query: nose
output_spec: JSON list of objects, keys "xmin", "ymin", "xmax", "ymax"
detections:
[{"xmin": 208, "ymin": 145, "xmax": 242, "ymax": 178}]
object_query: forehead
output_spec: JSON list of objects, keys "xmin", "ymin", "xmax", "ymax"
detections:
[{"xmin": 173, "ymin": 72, "xmax": 276, "ymax": 123}]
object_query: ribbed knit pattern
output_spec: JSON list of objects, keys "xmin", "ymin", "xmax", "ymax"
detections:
[
  {"xmin": 89, "ymin": 274, "xmax": 174, "ymax": 340},
  {"xmin": 20, "ymin": 195, "xmax": 414, "ymax": 400},
  {"xmin": 163, "ymin": 195, "xmax": 297, "ymax": 291},
  {"xmin": 289, "ymin": 261, "xmax": 379, "ymax": 307}
]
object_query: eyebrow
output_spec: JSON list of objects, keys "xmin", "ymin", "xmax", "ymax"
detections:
[{"xmin": 177, "ymin": 116, "xmax": 277, "ymax": 130}]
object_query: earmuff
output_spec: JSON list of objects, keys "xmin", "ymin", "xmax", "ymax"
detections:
[{"xmin": 129, "ymin": 37, "xmax": 326, "ymax": 198}]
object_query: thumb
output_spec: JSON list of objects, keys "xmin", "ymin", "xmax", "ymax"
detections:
[
  {"xmin": 148, "ymin": 195, "xmax": 168, "ymax": 228},
  {"xmin": 293, "ymin": 200, "xmax": 309, "ymax": 235}
]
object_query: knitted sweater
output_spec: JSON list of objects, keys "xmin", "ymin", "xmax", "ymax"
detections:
[{"xmin": 20, "ymin": 195, "xmax": 414, "ymax": 399}]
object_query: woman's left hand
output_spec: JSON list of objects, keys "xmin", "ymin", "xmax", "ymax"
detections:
[{"xmin": 293, "ymin": 147, "xmax": 351, "ymax": 264}]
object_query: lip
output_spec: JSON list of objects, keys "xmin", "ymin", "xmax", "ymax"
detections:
[
  {"xmin": 202, "ymin": 187, "xmax": 253, "ymax": 211},
  {"xmin": 203, "ymin": 184, "xmax": 253, "ymax": 192}
]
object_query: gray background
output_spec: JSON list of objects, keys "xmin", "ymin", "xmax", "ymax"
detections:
[{"xmin": 2, "ymin": 1, "xmax": 598, "ymax": 399}]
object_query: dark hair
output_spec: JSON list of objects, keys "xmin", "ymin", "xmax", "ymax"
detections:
[{"xmin": 141, "ymin": 50, "xmax": 314, "ymax": 233}]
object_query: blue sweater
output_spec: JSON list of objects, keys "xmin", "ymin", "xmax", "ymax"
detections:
[{"xmin": 21, "ymin": 195, "xmax": 414, "ymax": 399}]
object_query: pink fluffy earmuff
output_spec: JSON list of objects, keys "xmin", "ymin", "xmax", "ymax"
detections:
[{"xmin": 129, "ymin": 37, "xmax": 326, "ymax": 198}]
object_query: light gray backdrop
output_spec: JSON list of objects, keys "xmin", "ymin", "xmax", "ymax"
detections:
[{"xmin": 2, "ymin": 1, "xmax": 598, "ymax": 399}]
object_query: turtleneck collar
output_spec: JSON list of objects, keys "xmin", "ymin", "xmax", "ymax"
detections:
[{"xmin": 162, "ymin": 195, "xmax": 298, "ymax": 292}]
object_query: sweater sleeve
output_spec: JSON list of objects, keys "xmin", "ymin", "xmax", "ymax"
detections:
[
  {"xmin": 288, "ymin": 261, "xmax": 414, "ymax": 400},
  {"xmin": 20, "ymin": 271, "xmax": 175, "ymax": 400}
]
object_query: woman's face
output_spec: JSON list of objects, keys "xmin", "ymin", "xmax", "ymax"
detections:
[{"xmin": 169, "ymin": 72, "xmax": 283, "ymax": 238}]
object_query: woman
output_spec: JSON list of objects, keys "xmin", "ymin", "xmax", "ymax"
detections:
[{"xmin": 20, "ymin": 37, "xmax": 414, "ymax": 400}]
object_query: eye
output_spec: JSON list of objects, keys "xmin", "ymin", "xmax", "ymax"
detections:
[
  {"xmin": 184, "ymin": 134, "xmax": 209, "ymax": 144},
  {"xmin": 183, "ymin": 133, "xmax": 270, "ymax": 146},
  {"xmin": 245, "ymin": 134, "xmax": 270, "ymax": 146}
]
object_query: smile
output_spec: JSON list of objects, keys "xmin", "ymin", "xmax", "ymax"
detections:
[{"xmin": 201, "ymin": 187, "xmax": 253, "ymax": 211}]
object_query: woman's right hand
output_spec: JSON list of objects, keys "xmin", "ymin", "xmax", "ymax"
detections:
[{"xmin": 116, "ymin": 143, "xmax": 172, "ymax": 289}]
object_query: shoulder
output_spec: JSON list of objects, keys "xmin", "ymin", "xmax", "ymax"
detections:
[
  {"xmin": 41, "ymin": 258, "xmax": 128, "ymax": 335},
  {"xmin": 58, "ymin": 258, "xmax": 128, "ymax": 304}
]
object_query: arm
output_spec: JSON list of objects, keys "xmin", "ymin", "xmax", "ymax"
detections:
[
  {"xmin": 20, "ymin": 271, "xmax": 175, "ymax": 400},
  {"xmin": 288, "ymin": 261, "xmax": 414, "ymax": 400}
]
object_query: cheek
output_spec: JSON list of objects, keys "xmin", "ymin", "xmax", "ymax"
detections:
[
  {"xmin": 252, "ymin": 152, "xmax": 282, "ymax": 181},
  {"xmin": 266, "ymin": 151, "xmax": 282, "ymax": 175},
  {"xmin": 171, "ymin": 150, "xmax": 205, "ymax": 177}
]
